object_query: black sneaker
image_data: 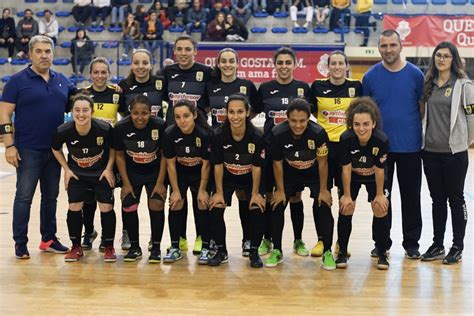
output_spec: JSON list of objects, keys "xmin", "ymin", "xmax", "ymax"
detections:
[
  {"xmin": 371, "ymin": 247, "xmax": 390, "ymax": 258},
  {"xmin": 124, "ymin": 247, "xmax": 143, "ymax": 262},
  {"xmin": 405, "ymin": 248, "xmax": 421, "ymax": 259},
  {"xmin": 99, "ymin": 237, "xmax": 105, "ymax": 253},
  {"xmin": 149, "ymin": 249, "xmax": 161, "ymax": 264},
  {"xmin": 81, "ymin": 230, "xmax": 98, "ymax": 251},
  {"xmin": 242, "ymin": 240, "xmax": 251, "ymax": 257},
  {"xmin": 208, "ymin": 250, "xmax": 229, "ymax": 266},
  {"xmin": 249, "ymin": 250, "xmax": 263, "ymax": 268},
  {"xmin": 443, "ymin": 246, "xmax": 462, "ymax": 265},
  {"xmin": 15, "ymin": 243, "xmax": 30, "ymax": 259},
  {"xmin": 421, "ymin": 244, "xmax": 445, "ymax": 261},
  {"xmin": 336, "ymin": 252, "xmax": 348, "ymax": 269},
  {"xmin": 377, "ymin": 254, "xmax": 389, "ymax": 270}
]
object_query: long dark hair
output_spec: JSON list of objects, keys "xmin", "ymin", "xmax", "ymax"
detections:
[
  {"xmin": 173, "ymin": 99, "xmax": 210, "ymax": 131},
  {"xmin": 211, "ymin": 47, "xmax": 239, "ymax": 79},
  {"xmin": 221, "ymin": 93, "xmax": 256, "ymax": 140},
  {"xmin": 125, "ymin": 49, "xmax": 154, "ymax": 86},
  {"xmin": 423, "ymin": 41, "xmax": 467, "ymax": 103},
  {"xmin": 346, "ymin": 97, "xmax": 382, "ymax": 129}
]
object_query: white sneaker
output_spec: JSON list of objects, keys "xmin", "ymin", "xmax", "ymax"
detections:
[
  {"xmin": 7, "ymin": 57, "xmax": 12, "ymax": 63},
  {"xmin": 303, "ymin": 22, "xmax": 309, "ymax": 28},
  {"xmin": 293, "ymin": 22, "xmax": 299, "ymax": 28}
]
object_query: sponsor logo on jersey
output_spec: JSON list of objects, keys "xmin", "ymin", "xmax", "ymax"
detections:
[
  {"xmin": 126, "ymin": 150, "xmax": 157, "ymax": 164},
  {"xmin": 96, "ymin": 137, "xmax": 104, "ymax": 146},
  {"xmin": 223, "ymin": 144, "xmax": 232, "ymax": 149},
  {"xmin": 268, "ymin": 110, "xmax": 287, "ymax": 125},
  {"xmin": 248, "ymin": 143, "xmax": 255, "ymax": 154},
  {"xmin": 372, "ymin": 147, "xmax": 379, "ymax": 156},
  {"xmin": 169, "ymin": 93, "xmax": 201, "ymax": 107},
  {"xmin": 174, "ymin": 138, "xmax": 183, "ymax": 143},
  {"xmin": 353, "ymin": 167, "xmax": 375, "ymax": 176},
  {"xmin": 286, "ymin": 158, "xmax": 316, "ymax": 170},
  {"xmin": 269, "ymin": 90, "xmax": 279, "ymax": 95},
  {"xmin": 129, "ymin": 85, "xmax": 138, "ymax": 91},
  {"xmin": 284, "ymin": 144, "xmax": 293, "ymax": 149},
  {"xmin": 211, "ymin": 108, "xmax": 227, "ymax": 123},
  {"xmin": 71, "ymin": 140, "xmax": 79, "ymax": 145},
  {"xmin": 151, "ymin": 105, "xmax": 162, "ymax": 117},
  {"xmin": 195, "ymin": 137, "xmax": 201, "ymax": 148},
  {"xmin": 348, "ymin": 87, "xmax": 355, "ymax": 98},
  {"xmin": 350, "ymin": 149, "xmax": 360, "ymax": 154},
  {"xmin": 213, "ymin": 88, "xmax": 222, "ymax": 93},
  {"xmin": 113, "ymin": 93, "xmax": 120, "ymax": 104},
  {"xmin": 72, "ymin": 150, "xmax": 104, "ymax": 168},
  {"xmin": 177, "ymin": 156, "xmax": 202, "ymax": 167},
  {"xmin": 151, "ymin": 129, "xmax": 159, "ymax": 140},
  {"xmin": 126, "ymin": 133, "xmax": 136, "ymax": 138},
  {"xmin": 297, "ymin": 88, "xmax": 304, "ymax": 97},
  {"xmin": 445, "ymin": 88, "xmax": 452, "ymax": 97},
  {"xmin": 171, "ymin": 74, "xmax": 179, "ymax": 79},
  {"xmin": 380, "ymin": 154, "xmax": 387, "ymax": 164},
  {"xmin": 224, "ymin": 162, "xmax": 252, "ymax": 175},
  {"xmin": 321, "ymin": 109, "xmax": 347, "ymax": 125},
  {"xmin": 307, "ymin": 139, "xmax": 315, "ymax": 150},
  {"xmin": 317, "ymin": 143, "xmax": 328, "ymax": 156},
  {"xmin": 155, "ymin": 80, "xmax": 163, "ymax": 91},
  {"xmin": 196, "ymin": 71, "xmax": 203, "ymax": 82},
  {"xmin": 322, "ymin": 89, "xmax": 332, "ymax": 95},
  {"xmin": 240, "ymin": 86, "xmax": 247, "ymax": 94}
]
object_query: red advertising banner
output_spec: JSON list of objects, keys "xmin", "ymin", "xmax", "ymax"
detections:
[
  {"xmin": 384, "ymin": 15, "xmax": 474, "ymax": 47},
  {"xmin": 192, "ymin": 44, "xmax": 343, "ymax": 84}
]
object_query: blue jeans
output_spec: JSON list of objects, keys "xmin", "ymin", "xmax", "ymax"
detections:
[
  {"xmin": 111, "ymin": 5, "xmax": 127, "ymax": 25},
  {"xmin": 12, "ymin": 148, "xmax": 61, "ymax": 244},
  {"xmin": 123, "ymin": 34, "xmax": 137, "ymax": 56},
  {"xmin": 143, "ymin": 40, "xmax": 160, "ymax": 55},
  {"xmin": 185, "ymin": 22, "xmax": 207, "ymax": 41}
]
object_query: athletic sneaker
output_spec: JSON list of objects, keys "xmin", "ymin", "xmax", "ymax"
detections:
[
  {"xmin": 39, "ymin": 239, "xmax": 68, "ymax": 254},
  {"xmin": 124, "ymin": 247, "xmax": 142, "ymax": 262},
  {"xmin": 249, "ymin": 250, "xmax": 263, "ymax": 268},
  {"xmin": 65, "ymin": 245, "xmax": 84, "ymax": 262},
  {"xmin": 198, "ymin": 248, "xmax": 210, "ymax": 265},
  {"xmin": 311, "ymin": 240, "xmax": 324, "ymax": 257},
  {"xmin": 258, "ymin": 239, "xmax": 272, "ymax": 256},
  {"xmin": 81, "ymin": 230, "xmax": 98, "ymax": 250},
  {"xmin": 121, "ymin": 230, "xmax": 131, "ymax": 251},
  {"xmin": 443, "ymin": 246, "xmax": 463, "ymax": 265},
  {"xmin": 293, "ymin": 239, "xmax": 309, "ymax": 256},
  {"xmin": 322, "ymin": 250, "xmax": 336, "ymax": 271},
  {"xmin": 242, "ymin": 240, "xmax": 251, "ymax": 257},
  {"xmin": 104, "ymin": 246, "xmax": 117, "ymax": 263},
  {"xmin": 405, "ymin": 248, "xmax": 421, "ymax": 260},
  {"xmin": 336, "ymin": 252, "xmax": 348, "ymax": 269},
  {"xmin": 179, "ymin": 237, "xmax": 188, "ymax": 251},
  {"xmin": 377, "ymin": 254, "xmax": 390, "ymax": 270},
  {"xmin": 149, "ymin": 249, "xmax": 161, "ymax": 264},
  {"xmin": 421, "ymin": 244, "xmax": 445, "ymax": 261},
  {"xmin": 208, "ymin": 249, "xmax": 229, "ymax": 266},
  {"xmin": 265, "ymin": 249, "xmax": 283, "ymax": 268},
  {"xmin": 193, "ymin": 236, "xmax": 202, "ymax": 255},
  {"xmin": 335, "ymin": 242, "xmax": 351, "ymax": 258},
  {"xmin": 15, "ymin": 243, "xmax": 30, "ymax": 259},
  {"xmin": 163, "ymin": 248, "xmax": 183, "ymax": 263},
  {"xmin": 371, "ymin": 247, "xmax": 390, "ymax": 258}
]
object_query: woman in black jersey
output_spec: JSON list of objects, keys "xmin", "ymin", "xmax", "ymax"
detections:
[
  {"xmin": 162, "ymin": 99, "xmax": 212, "ymax": 263},
  {"xmin": 115, "ymin": 95, "xmax": 167, "ymax": 263},
  {"xmin": 51, "ymin": 94, "xmax": 117, "ymax": 263},
  {"xmin": 206, "ymin": 48, "xmax": 258, "ymax": 257},
  {"xmin": 119, "ymin": 49, "xmax": 165, "ymax": 119},
  {"xmin": 337, "ymin": 97, "xmax": 390, "ymax": 270},
  {"xmin": 209, "ymin": 94, "xmax": 266, "ymax": 267}
]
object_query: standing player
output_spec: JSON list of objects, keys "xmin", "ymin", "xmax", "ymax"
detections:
[
  {"xmin": 255, "ymin": 46, "xmax": 313, "ymax": 258},
  {"xmin": 209, "ymin": 94, "xmax": 266, "ymax": 267},
  {"xmin": 338, "ymin": 97, "xmax": 391, "ymax": 270},
  {"xmin": 206, "ymin": 48, "xmax": 258, "ymax": 256},
  {"xmin": 114, "ymin": 95, "xmax": 167, "ymax": 263},
  {"xmin": 51, "ymin": 94, "xmax": 117, "ymax": 262},
  {"xmin": 162, "ymin": 99, "xmax": 212, "ymax": 263},
  {"xmin": 268, "ymin": 99, "xmax": 333, "ymax": 269},
  {"xmin": 310, "ymin": 50, "xmax": 362, "ymax": 257},
  {"xmin": 163, "ymin": 34, "xmax": 212, "ymax": 253}
]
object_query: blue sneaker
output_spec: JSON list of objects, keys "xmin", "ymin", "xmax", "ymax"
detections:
[
  {"xmin": 39, "ymin": 239, "xmax": 68, "ymax": 254},
  {"xmin": 15, "ymin": 244, "xmax": 30, "ymax": 259},
  {"xmin": 163, "ymin": 248, "xmax": 183, "ymax": 263}
]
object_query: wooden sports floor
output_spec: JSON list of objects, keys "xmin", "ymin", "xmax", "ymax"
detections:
[{"xmin": 0, "ymin": 150, "xmax": 472, "ymax": 315}]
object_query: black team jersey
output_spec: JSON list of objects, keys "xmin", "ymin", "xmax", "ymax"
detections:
[
  {"xmin": 255, "ymin": 79, "xmax": 313, "ymax": 141},
  {"xmin": 52, "ymin": 119, "xmax": 114, "ymax": 178},
  {"xmin": 206, "ymin": 77, "xmax": 258, "ymax": 127},
  {"xmin": 163, "ymin": 62, "xmax": 212, "ymax": 123},
  {"xmin": 211, "ymin": 126, "xmax": 265, "ymax": 188},
  {"xmin": 82, "ymin": 85, "xmax": 127, "ymax": 126},
  {"xmin": 310, "ymin": 78, "xmax": 362, "ymax": 142},
  {"xmin": 114, "ymin": 116, "xmax": 167, "ymax": 183},
  {"xmin": 162, "ymin": 124, "xmax": 211, "ymax": 183},
  {"xmin": 270, "ymin": 121, "xmax": 329, "ymax": 185},
  {"xmin": 118, "ymin": 75, "xmax": 165, "ymax": 119},
  {"xmin": 339, "ymin": 128, "xmax": 389, "ymax": 183}
]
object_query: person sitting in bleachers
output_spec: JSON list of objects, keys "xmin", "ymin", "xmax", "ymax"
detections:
[
  {"xmin": 186, "ymin": 0, "xmax": 208, "ymax": 41},
  {"xmin": 231, "ymin": 0, "xmax": 252, "ymax": 26},
  {"xmin": 91, "ymin": 0, "xmax": 111, "ymax": 27},
  {"xmin": 253, "ymin": 0, "xmax": 267, "ymax": 13},
  {"xmin": 314, "ymin": 0, "xmax": 330, "ymax": 27},
  {"xmin": 142, "ymin": 11, "xmax": 164, "ymax": 55},
  {"xmin": 169, "ymin": 0, "xmax": 188, "ymax": 28},
  {"xmin": 111, "ymin": 0, "xmax": 131, "ymax": 28},
  {"xmin": 38, "ymin": 9, "xmax": 58, "ymax": 44},
  {"xmin": 224, "ymin": 13, "xmax": 248, "ymax": 41},
  {"xmin": 149, "ymin": 1, "xmax": 172, "ymax": 29},
  {"xmin": 70, "ymin": 29, "xmax": 95, "ymax": 75},
  {"xmin": 122, "ymin": 12, "xmax": 141, "ymax": 58},
  {"xmin": 208, "ymin": 0, "xmax": 229, "ymax": 23},
  {"xmin": 290, "ymin": 0, "xmax": 314, "ymax": 28},
  {"xmin": 0, "ymin": 8, "xmax": 15, "ymax": 62},
  {"xmin": 206, "ymin": 11, "xmax": 226, "ymax": 41},
  {"xmin": 355, "ymin": 0, "xmax": 376, "ymax": 46},
  {"xmin": 15, "ymin": 9, "xmax": 38, "ymax": 59},
  {"xmin": 329, "ymin": 0, "xmax": 350, "ymax": 31},
  {"xmin": 72, "ymin": 0, "xmax": 93, "ymax": 26},
  {"xmin": 134, "ymin": 4, "xmax": 148, "ymax": 26}
]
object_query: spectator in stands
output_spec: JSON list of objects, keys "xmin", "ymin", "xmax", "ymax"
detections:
[
  {"xmin": 91, "ymin": 0, "xmax": 111, "ymax": 27},
  {"xmin": 38, "ymin": 9, "xmax": 58, "ymax": 45},
  {"xmin": 0, "ymin": 8, "xmax": 15, "ymax": 62},
  {"xmin": 329, "ymin": 0, "xmax": 350, "ymax": 31},
  {"xmin": 70, "ymin": 29, "xmax": 95, "ymax": 75},
  {"xmin": 272, "ymin": 0, "xmax": 290, "ymax": 13},
  {"xmin": 290, "ymin": 0, "xmax": 314, "ymax": 28},
  {"xmin": 206, "ymin": 11, "xmax": 226, "ymax": 41},
  {"xmin": 224, "ymin": 13, "xmax": 248, "ymax": 41},
  {"xmin": 15, "ymin": 9, "xmax": 38, "ymax": 59},
  {"xmin": 149, "ymin": 1, "xmax": 172, "ymax": 29},
  {"xmin": 72, "ymin": 0, "xmax": 93, "ymax": 26},
  {"xmin": 142, "ymin": 11, "xmax": 164, "ymax": 55},
  {"xmin": 186, "ymin": 0, "xmax": 208, "ymax": 41},
  {"xmin": 111, "ymin": 0, "xmax": 131, "ymax": 28},
  {"xmin": 169, "ymin": 0, "xmax": 188, "ymax": 27},
  {"xmin": 461, "ymin": 57, "xmax": 471, "ymax": 78},
  {"xmin": 231, "ymin": 0, "xmax": 252, "ymax": 26},
  {"xmin": 211, "ymin": 0, "xmax": 232, "ymax": 11},
  {"xmin": 134, "ymin": 5, "xmax": 148, "ymax": 25},
  {"xmin": 208, "ymin": 0, "xmax": 229, "ymax": 23},
  {"xmin": 122, "ymin": 12, "xmax": 141, "ymax": 58},
  {"xmin": 253, "ymin": 0, "xmax": 267, "ymax": 13},
  {"xmin": 355, "ymin": 0, "xmax": 376, "ymax": 46},
  {"xmin": 314, "ymin": 0, "xmax": 330, "ymax": 27},
  {"xmin": 155, "ymin": 57, "xmax": 174, "ymax": 76}
]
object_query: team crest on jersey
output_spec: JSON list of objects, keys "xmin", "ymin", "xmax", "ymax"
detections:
[
  {"xmin": 348, "ymin": 88, "xmax": 356, "ymax": 98},
  {"xmin": 248, "ymin": 143, "xmax": 255, "ymax": 154},
  {"xmin": 297, "ymin": 88, "xmax": 304, "ymax": 97},
  {"xmin": 317, "ymin": 143, "xmax": 329, "ymax": 156},
  {"xmin": 112, "ymin": 93, "xmax": 120, "ymax": 104},
  {"xmin": 96, "ymin": 137, "xmax": 104, "ymax": 146},
  {"xmin": 155, "ymin": 80, "xmax": 163, "ymax": 91},
  {"xmin": 372, "ymin": 147, "xmax": 379, "ymax": 156},
  {"xmin": 196, "ymin": 71, "xmax": 204, "ymax": 82},
  {"xmin": 240, "ymin": 86, "xmax": 247, "ymax": 94},
  {"xmin": 151, "ymin": 129, "xmax": 159, "ymax": 140},
  {"xmin": 445, "ymin": 88, "xmax": 452, "ymax": 97},
  {"xmin": 308, "ymin": 139, "xmax": 315, "ymax": 150},
  {"xmin": 196, "ymin": 137, "xmax": 201, "ymax": 147}
]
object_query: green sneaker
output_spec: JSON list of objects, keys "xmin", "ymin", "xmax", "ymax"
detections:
[
  {"xmin": 179, "ymin": 237, "xmax": 188, "ymax": 251},
  {"xmin": 265, "ymin": 249, "xmax": 283, "ymax": 267},
  {"xmin": 322, "ymin": 250, "xmax": 336, "ymax": 271},
  {"xmin": 193, "ymin": 235, "xmax": 202, "ymax": 255},
  {"xmin": 258, "ymin": 239, "xmax": 272, "ymax": 256},
  {"xmin": 293, "ymin": 239, "xmax": 309, "ymax": 256}
]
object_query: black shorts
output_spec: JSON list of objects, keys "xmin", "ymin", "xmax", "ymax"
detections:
[
  {"xmin": 68, "ymin": 176, "xmax": 114, "ymax": 205},
  {"xmin": 264, "ymin": 159, "xmax": 275, "ymax": 193},
  {"xmin": 328, "ymin": 141, "xmax": 342, "ymax": 190},
  {"xmin": 122, "ymin": 181, "xmax": 163, "ymax": 208},
  {"xmin": 349, "ymin": 181, "xmax": 389, "ymax": 202},
  {"xmin": 222, "ymin": 182, "xmax": 265, "ymax": 207},
  {"xmin": 284, "ymin": 181, "xmax": 320, "ymax": 199}
]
